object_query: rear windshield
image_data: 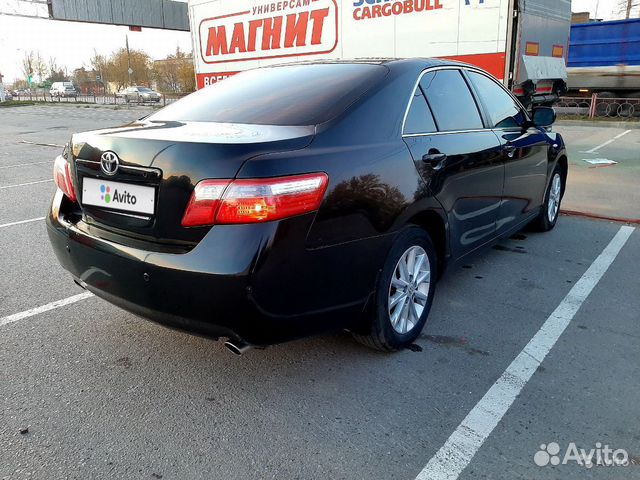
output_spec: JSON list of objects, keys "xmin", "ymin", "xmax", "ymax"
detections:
[{"xmin": 147, "ymin": 63, "xmax": 388, "ymax": 126}]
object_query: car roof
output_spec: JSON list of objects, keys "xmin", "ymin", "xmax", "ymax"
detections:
[
  {"xmin": 264, "ymin": 57, "xmax": 466, "ymax": 70},
  {"xmin": 256, "ymin": 58, "xmax": 484, "ymax": 80}
]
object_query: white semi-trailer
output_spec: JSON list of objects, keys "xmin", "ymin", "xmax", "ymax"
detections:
[{"xmin": 188, "ymin": 0, "xmax": 570, "ymax": 105}]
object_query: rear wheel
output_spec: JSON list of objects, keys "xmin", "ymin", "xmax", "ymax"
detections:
[
  {"xmin": 353, "ymin": 227, "xmax": 437, "ymax": 351},
  {"xmin": 532, "ymin": 165, "xmax": 564, "ymax": 231}
]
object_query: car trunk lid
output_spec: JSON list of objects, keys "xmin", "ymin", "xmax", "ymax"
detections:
[{"xmin": 71, "ymin": 120, "xmax": 315, "ymax": 247}]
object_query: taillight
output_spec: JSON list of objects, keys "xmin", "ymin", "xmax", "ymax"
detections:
[
  {"xmin": 181, "ymin": 180, "xmax": 229, "ymax": 227},
  {"xmin": 181, "ymin": 173, "xmax": 328, "ymax": 227},
  {"xmin": 53, "ymin": 155, "xmax": 77, "ymax": 202}
]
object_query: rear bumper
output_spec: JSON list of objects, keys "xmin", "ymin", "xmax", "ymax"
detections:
[
  {"xmin": 47, "ymin": 206, "xmax": 254, "ymax": 342},
  {"xmin": 46, "ymin": 191, "xmax": 374, "ymax": 345}
]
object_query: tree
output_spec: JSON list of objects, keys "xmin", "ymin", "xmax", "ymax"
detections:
[
  {"xmin": 21, "ymin": 51, "xmax": 34, "ymax": 81},
  {"xmin": 89, "ymin": 50, "xmax": 108, "ymax": 92},
  {"xmin": 20, "ymin": 51, "xmax": 47, "ymax": 86},
  {"xmin": 152, "ymin": 46, "xmax": 195, "ymax": 93},
  {"xmin": 153, "ymin": 57, "xmax": 180, "ymax": 93},
  {"xmin": 617, "ymin": 0, "xmax": 639, "ymax": 18},
  {"xmin": 104, "ymin": 48, "xmax": 152, "ymax": 90},
  {"xmin": 33, "ymin": 51, "xmax": 47, "ymax": 83},
  {"xmin": 46, "ymin": 56, "xmax": 67, "ymax": 84},
  {"xmin": 177, "ymin": 55, "xmax": 196, "ymax": 93},
  {"xmin": 90, "ymin": 50, "xmax": 108, "ymax": 74},
  {"xmin": 12, "ymin": 79, "xmax": 30, "ymax": 90}
]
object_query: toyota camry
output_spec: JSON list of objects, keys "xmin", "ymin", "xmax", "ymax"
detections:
[{"xmin": 47, "ymin": 59, "xmax": 567, "ymax": 354}]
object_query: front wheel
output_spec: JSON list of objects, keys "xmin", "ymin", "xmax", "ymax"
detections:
[
  {"xmin": 532, "ymin": 165, "xmax": 564, "ymax": 231},
  {"xmin": 353, "ymin": 227, "xmax": 437, "ymax": 351}
]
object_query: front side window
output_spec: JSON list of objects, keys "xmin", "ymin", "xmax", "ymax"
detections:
[
  {"xmin": 466, "ymin": 71, "xmax": 526, "ymax": 129},
  {"xmin": 420, "ymin": 70, "xmax": 483, "ymax": 132}
]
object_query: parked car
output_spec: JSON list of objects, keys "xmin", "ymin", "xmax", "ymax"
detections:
[
  {"xmin": 47, "ymin": 59, "xmax": 567, "ymax": 354},
  {"xmin": 50, "ymin": 82, "xmax": 78, "ymax": 98},
  {"xmin": 118, "ymin": 86, "xmax": 162, "ymax": 103}
]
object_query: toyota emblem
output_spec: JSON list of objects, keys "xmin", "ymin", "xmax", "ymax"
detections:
[{"xmin": 100, "ymin": 151, "xmax": 119, "ymax": 176}]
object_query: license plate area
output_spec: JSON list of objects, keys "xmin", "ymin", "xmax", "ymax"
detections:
[{"xmin": 82, "ymin": 177, "xmax": 156, "ymax": 215}]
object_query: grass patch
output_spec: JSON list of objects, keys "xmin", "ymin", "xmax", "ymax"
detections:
[{"xmin": 0, "ymin": 100, "xmax": 36, "ymax": 108}]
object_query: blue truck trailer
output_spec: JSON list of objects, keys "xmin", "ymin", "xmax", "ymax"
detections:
[{"xmin": 567, "ymin": 18, "xmax": 640, "ymax": 97}]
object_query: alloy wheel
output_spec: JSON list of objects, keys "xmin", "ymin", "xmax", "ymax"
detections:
[
  {"xmin": 388, "ymin": 245, "xmax": 431, "ymax": 335},
  {"xmin": 547, "ymin": 173, "xmax": 561, "ymax": 222}
]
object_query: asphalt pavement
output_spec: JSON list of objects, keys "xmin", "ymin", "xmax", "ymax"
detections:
[
  {"xmin": 556, "ymin": 121, "xmax": 640, "ymax": 222},
  {"xmin": 0, "ymin": 105, "xmax": 638, "ymax": 480}
]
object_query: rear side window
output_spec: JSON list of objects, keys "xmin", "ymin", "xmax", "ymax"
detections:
[
  {"xmin": 404, "ymin": 90, "xmax": 437, "ymax": 135},
  {"xmin": 420, "ymin": 70, "xmax": 483, "ymax": 132},
  {"xmin": 466, "ymin": 71, "xmax": 526, "ymax": 129},
  {"xmin": 148, "ymin": 64, "xmax": 388, "ymax": 126}
]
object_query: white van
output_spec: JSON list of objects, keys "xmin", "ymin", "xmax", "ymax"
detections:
[{"xmin": 50, "ymin": 82, "xmax": 78, "ymax": 98}]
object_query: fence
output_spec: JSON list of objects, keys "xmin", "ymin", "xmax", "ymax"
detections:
[
  {"xmin": 9, "ymin": 92, "xmax": 186, "ymax": 107},
  {"xmin": 8, "ymin": 91, "xmax": 640, "ymax": 120},
  {"xmin": 555, "ymin": 94, "xmax": 640, "ymax": 120}
]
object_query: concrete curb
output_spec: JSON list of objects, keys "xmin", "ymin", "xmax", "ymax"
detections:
[
  {"xmin": 561, "ymin": 209, "xmax": 640, "ymax": 225},
  {"xmin": 556, "ymin": 119, "xmax": 640, "ymax": 129}
]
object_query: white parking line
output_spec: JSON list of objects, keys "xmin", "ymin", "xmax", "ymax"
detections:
[
  {"xmin": 0, "ymin": 161, "xmax": 50, "ymax": 169},
  {"xmin": 415, "ymin": 225, "xmax": 635, "ymax": 480},
  {"xmin": 0, "ymin": 217, "xmax": 45, "ymax": 228},
  {"xmin": 0, "ymin": 292, "xmax": 94, "ymax": 328},
  {"xmin": 0, "ymin": 179, "xmax": 52, "ymax": 189},
  {"xmin": 584, "ymin": 129, "xmax": 632, "ymax": 154}
]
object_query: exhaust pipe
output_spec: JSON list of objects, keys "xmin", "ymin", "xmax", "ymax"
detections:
[{"xmin": 224, "ymin": 340, "xmax": 252, "ymax": 355}]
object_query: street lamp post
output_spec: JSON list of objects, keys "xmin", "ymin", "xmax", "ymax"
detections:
[{"xmin": 126, "ymin": 34, "xmax": 132, "ymax": 86}]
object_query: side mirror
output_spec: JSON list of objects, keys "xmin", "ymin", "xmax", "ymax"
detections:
[{"xmin": 532, "ymin": 107, "xmax": 556, "ymax": 127}]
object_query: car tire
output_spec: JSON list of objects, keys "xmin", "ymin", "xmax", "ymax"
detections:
[
  {"xmin": 531, "ymin": 164, "xmax": 564, "ymax": 232},
  {"xmin": 353, "ymin": 226, "xmax": 437, "ymax": 351}
]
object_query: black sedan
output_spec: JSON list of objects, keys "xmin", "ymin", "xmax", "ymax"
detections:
[{"xmin": 47, "ymin": 59, "xmax": 567, "ymax": 354}]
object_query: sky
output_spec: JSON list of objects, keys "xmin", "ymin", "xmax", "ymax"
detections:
[
  {"xmin": 0, "ymin": 0, "xmax": 633, "ymax": 84},
  {"xmin": 0, "ymin": 3, "xmax": 192, "ymax": 84},
  {"xmin": 573, "ymin": 0, "xmax": 638, "ymax": 19}
]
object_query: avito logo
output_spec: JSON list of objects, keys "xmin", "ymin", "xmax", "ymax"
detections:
[
  {"xmin": 100, "ymin": 184, "xmax": 137, "ymax": 205},
  {"xmin": 100, "ymin": 184, "xmax": 112, "ymax": 203}
]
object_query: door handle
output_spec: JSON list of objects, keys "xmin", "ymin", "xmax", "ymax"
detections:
[
  {"xmin": 422, "ymin": 152, "xmax": 447, "ymax": 170},
  {"xmin": 503, "ymin": 143, "xmax": 516, "ymax": 158}
]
